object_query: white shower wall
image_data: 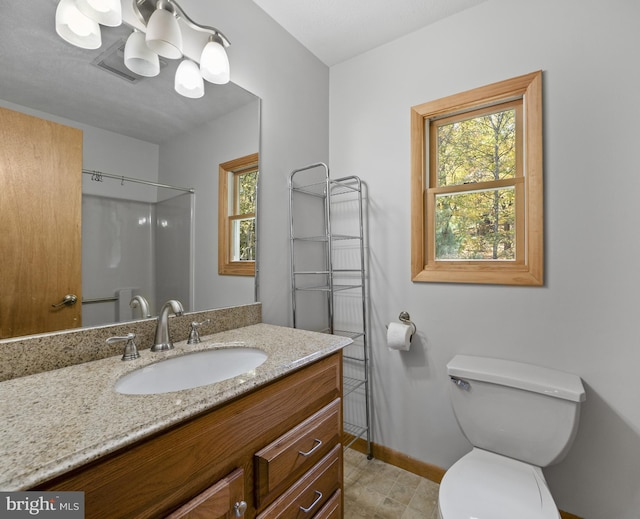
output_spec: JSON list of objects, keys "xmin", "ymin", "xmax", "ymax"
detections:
[
  {"xmin": 82, "ymin": 195, "xmax": 156, "ymax": 326},
  {"xmin": 155, "ymin": 192, "xmax": 193, "ymax": 312},
  {"xmin": 82, "ymin": 192, "xmax": 193, "ymax": 327}
]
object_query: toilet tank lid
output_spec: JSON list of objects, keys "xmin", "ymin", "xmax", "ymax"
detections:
[{"xmin": 447, "ymin": 355, "xmax": 586, "ymax": 402}]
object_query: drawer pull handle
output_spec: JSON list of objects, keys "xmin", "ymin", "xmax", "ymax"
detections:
[
  {"xmin": 233, "ymin": 500, "xmax": 247, "ymax": 517},
  {"xmin": 298, "ymin": 438, "xmax": 322, "ymax": 457},
  {"xmin": 299, "ymin": 490, "xmax": 323, "ymax": 513}
]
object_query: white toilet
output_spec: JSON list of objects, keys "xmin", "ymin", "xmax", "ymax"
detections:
[{"xmin": 438, "ymin": 355, "xmax": 586, "ymax": 519}]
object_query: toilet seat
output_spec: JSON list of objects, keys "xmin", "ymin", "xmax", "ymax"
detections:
[{"xmin": 438, "ymin": 448, "xmax": 560, "ymax": 519}]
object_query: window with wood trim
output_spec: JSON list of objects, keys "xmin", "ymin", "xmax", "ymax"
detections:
[
  {"xmin": 218, "ymin": 153, "xmax": 258, "ymax": 276},
  {"xmin": 411, "ymin": 71, "xmax": 543, "ymax": 285}
]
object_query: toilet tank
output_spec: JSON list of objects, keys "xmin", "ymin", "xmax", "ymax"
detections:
[{"xmin": 447, "ymin": 355, "xmax": 586, "ymax": 467}]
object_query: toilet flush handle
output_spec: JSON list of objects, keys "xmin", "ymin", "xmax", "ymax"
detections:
[{"xmin": 450, "ymin": 376, "xmax": 471, "ymax": 391}]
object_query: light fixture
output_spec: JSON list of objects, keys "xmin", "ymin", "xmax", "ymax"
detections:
[
  {"xmin": 145, "ymin": 0, "xmax": 183, "ymax": 59},
  {"xmin": 124, "ymin": 30, "xmax": 160, "ymax": 77},
  {"xmin": 175, "ymin": 59, "xmax": 204, "ymax": 98},
  {"xmin": 200, "ymin": 35, "xmax": 230, "ymax": 85},
  {"xmin": 75, "ymin": 0, "xmax": 122, "ymax": 27},
  {"xmin": 55, "ymin": 0, "xmax": 102, "ymax": 49},
  {"xmin": 54, "ymin": 0, "xmax": 231, "ymax": 99}
]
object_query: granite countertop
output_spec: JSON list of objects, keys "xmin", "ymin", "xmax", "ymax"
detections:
[{"xmin": 0, "ymin": 323, "xmax": 351, "ymax": 491}]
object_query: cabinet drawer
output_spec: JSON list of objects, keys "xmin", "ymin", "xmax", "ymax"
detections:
[
  {"xmin": 312, "ymin": 489, "xmax": 341, "ymax": 519},
  {"xmin": 255, "ymin": 399, "xmax": 341, "ymax": 506},
  {"xmin": 166, "ymin": 468, "xmax": 245, "ymax": 519},
  {"xmin": 256, "ymin": 444, "xmax": 342, "ymax": 519}
]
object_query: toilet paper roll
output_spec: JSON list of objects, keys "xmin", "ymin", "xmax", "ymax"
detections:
[{"xmin": 387, "ymin": 322, "xmax": 412, "ymax": 351}]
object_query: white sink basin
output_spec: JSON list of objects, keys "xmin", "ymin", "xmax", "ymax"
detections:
[{"xmin": 115, "ymin": 347, "xmax": 268, "ymax": 395}]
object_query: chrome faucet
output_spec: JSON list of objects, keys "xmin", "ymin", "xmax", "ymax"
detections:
[
  {"xmin": 129, "ymin": 295, "xmax": 151, "ymax": 319},
  {"xmin": 151, "ymin": 299, "xmax": 184, "ymax": 352}
]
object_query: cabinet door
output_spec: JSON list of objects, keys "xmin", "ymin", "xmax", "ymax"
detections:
[
  {"xmin": 166, "ymin": 468, "xmax": 245, "ymax": 519},
  {"xmin": 0, "ymin": 106, "xmax": 82, "ymax": 338}
]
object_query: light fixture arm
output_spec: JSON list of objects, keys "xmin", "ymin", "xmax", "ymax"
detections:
[{"xmin": 132, "ymin": 0, "xmax": 230, "ymax": 47}]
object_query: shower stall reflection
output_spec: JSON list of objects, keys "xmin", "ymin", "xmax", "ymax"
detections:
[{"xmin": 82, "ymin": 186, "xmax": 193, "ymax": 327}]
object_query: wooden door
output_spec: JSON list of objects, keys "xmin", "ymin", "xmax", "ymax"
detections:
[{"xmin": 0, "ymin": 106, "xmax": 82, "ymax": 339}]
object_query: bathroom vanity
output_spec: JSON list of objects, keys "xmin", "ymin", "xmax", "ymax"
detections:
[{"xmin": 0, "ymin": 319, "xmax": 350, "ymax": 518}]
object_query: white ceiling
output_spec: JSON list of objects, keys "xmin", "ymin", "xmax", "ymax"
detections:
[
  {"xmin": 252, "ymin": 0, "xmax": 489, "ymax": 66},
  {"xmin": 1, "ymin": 1, "xmax": 488, "ymax": 143},
  {"xmin": 0, "ymin": 0, "xmax": 257, "ymax": 144}
]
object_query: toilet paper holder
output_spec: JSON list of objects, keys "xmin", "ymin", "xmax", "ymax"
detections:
[{"xmin": 398, "ymin": 311, "xmax": 417, "ymax": 340}]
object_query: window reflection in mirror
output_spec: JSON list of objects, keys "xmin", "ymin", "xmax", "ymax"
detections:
[{"xmin": 218, "ymin": 153, "xmax": 259, "ymax": 276}]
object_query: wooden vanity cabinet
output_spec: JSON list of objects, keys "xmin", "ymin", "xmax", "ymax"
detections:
[{"xmin": 35, "ymin": 353, "xmax": 343, "ymax": 519}]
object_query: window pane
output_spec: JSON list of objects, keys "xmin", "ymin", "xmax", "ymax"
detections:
[
  {"xmin": 435, "ymin": 187, "xmax": 515, "ymax": 260},
  {"xmin": 231, "ymin": 217, "xmax": 256, "ymax": 261},
  {"xmin": 436, "ymin": 108, "xmax": 516, "ymax": 187},
  {"xmin": 236, "ymin": 170, "xmax": 257, "ymax": 215}
]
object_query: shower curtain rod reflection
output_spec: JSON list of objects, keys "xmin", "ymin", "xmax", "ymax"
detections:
[{"xmin": 83, "ymin": 169, "xmax": 195, "ymax": 193}]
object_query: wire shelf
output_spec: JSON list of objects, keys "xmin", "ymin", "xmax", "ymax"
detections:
[{"xmin": 289, "ymin": 163, "xmax": 371, "ymax": 459}]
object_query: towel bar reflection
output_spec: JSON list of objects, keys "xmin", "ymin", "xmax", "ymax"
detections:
[{"xmin": 82, "ymin": 296, "xmax": 119, "ymax": 304}]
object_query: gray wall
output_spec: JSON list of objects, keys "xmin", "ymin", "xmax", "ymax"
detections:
[
  {"xmin": 203, "ymin": 0, "xmax": 640, "ymax": 515},
  {"xmin": 328, "ymin": 0, "xmax": 640, "ymax": 517},
  {"xmin": 182, "ymin": 0, "xmax": 331, "ymax": 320},
  {"xmin": 159, "ymin": 100, "xmax": 260, "ymax": 310}
]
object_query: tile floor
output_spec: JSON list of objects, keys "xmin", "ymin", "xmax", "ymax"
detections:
[{"xmin": 343, "ymin": 448, "xmax": 440, "ymax": 518}]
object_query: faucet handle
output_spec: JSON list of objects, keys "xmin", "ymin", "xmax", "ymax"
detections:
[
  {"xmin": 107, "ymin": 333, "xmax": 141, "ymax": 361},
  {"xmin": 187, "ymin": 319, "xmax": 211, "ymax": 344}
]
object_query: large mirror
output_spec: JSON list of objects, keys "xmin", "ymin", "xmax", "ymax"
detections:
[{"xmin": 0, "ymin": 0, "xmax": 260, "ymax": 339}]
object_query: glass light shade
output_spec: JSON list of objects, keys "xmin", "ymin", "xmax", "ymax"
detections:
[
  {"xmin": 124, "ymin": 31, "xmax": 160, "ymax": 77},
  {"xmin": 75, "ymin": 0, "xmax": 122, "ymax": 27},
  {"xmin": 55, "ymin": 0, "xmax": 102, "ymax": 50},
  {"xmin": 145, "ymin": 7, "xmax": 183, "ymax": 59},
  {"xmin": 175, "ymin": 60, "xmax": 204, "ymax": 98},
  {"xmin": 200, "ymin": 39, "xmax": 230, "ymax": 84}
]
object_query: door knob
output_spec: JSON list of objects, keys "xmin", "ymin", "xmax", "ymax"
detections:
[{"xmin": 52, "ymin": 294, "xmax": 78, "ymax": 308}]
